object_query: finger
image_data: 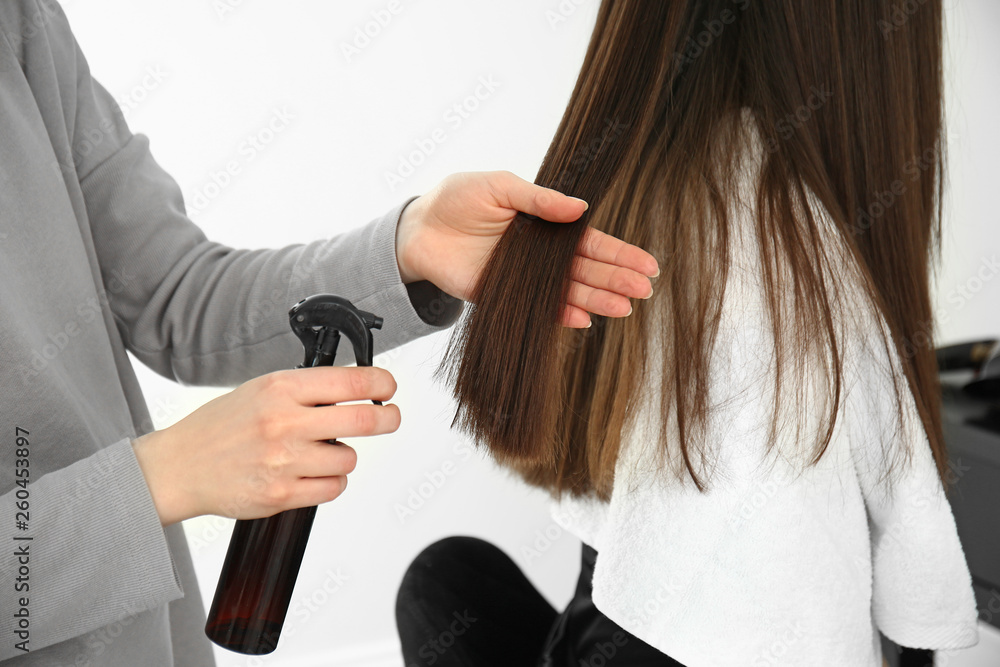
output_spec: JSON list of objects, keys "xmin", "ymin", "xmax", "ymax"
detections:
[
  {"xmin": 289, "ymin": 441, "xmax": 358, "ymax": 478},
  {"xmin": 558, "ymin": 303, "xmax": 593, "ymax": 328},
  {"xmin": 292, "ymin": 475, "xmax": 349, "ymax": 507},
  {"xmin": 577, "ymin": 226, "xmax": 659, "ymax": 277},
  {"xmin": 486, "ymin": 171, "xmax": 588, "ymax": 223},
  {"xmin": 300, "ymin": 402, "xmax": 402, "ymax": 440},
  {"xmin": 565, "ymin": 280, "xmax": 633, "ymax": 319},
  {"xmin": 271, "ymin": 366, "xmax": 398, "ymax": 406},
  {"xmin": 570, "ymin": 255, "xmax": 653, "ymax": 300}
]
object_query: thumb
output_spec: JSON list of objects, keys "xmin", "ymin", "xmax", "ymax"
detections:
[{"xmin": 486, "ymin": 171, "xmax": 588, "ymax": 223}]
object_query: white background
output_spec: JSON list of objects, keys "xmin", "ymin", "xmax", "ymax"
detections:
[{"xmin": 59, "ymin": 1, "xmax": 1000, "ymax": 665}]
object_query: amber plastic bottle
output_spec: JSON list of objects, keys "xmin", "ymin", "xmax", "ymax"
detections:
[
  {"xmin": 204, "ymin": 506, "xmax": 318, "ymax": 654},
  {"xmin": 205, "ymin": 295, "xmax": 382, "ymax": 654}
]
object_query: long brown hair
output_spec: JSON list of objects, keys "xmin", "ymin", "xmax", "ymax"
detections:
[{"xmin": 438, "ymin": 0, "xmax": 947, "ymax": 499}]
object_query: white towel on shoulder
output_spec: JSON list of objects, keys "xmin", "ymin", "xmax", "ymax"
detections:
[{"xmin": 550, "ymin": 137, "xmax": 979, "ymax": 666}]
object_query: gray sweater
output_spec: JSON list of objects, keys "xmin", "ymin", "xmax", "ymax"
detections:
[{"xmin": 0, "ymin": 0, "xmax": 462, "ymax": 663}]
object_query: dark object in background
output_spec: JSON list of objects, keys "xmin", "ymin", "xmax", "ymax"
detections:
[
  {"xmin": 935, "ymin": 339, "xmax": 998, "ymax": 374},
  {"xmin": 937, "ymin": 339, "xmax": 1000, "ymax": 636},
  {"xmin": 204, "ymin": 295, "xmax": 384, "ymax": 655},
  {"xmin": 881, "ymin": 641, "xmax": 934, "ymax": 667},
  {"xmin": 937, "ymin": 338, "xmax": 1000, "ymax": 400}
]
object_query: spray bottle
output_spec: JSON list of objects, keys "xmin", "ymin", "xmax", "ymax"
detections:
[{"xmin": 205, "ymin": 294, "xmax": 383, "ymax": 654}]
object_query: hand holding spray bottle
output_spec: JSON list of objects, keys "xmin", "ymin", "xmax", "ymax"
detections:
[{"xmin": 205, "ymin": 294, "xmax": 383, "ymax": 655}]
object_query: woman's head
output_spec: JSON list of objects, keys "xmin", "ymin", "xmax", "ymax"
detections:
[{"xmin": 438, "ymin": 0, "xmax": 947, "ymax": 498}]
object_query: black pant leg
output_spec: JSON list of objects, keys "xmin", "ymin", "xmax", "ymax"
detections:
[{"xmin": 395, "ymin": 535, "xmax": 558, "ymax": 666}]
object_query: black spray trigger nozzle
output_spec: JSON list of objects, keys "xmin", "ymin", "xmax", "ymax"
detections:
[{"xmin": 288, "ymin": 294, "xmax": 383, "ymax": 372}]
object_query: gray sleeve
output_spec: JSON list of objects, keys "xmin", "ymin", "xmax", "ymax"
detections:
[
  {"xmin": 0, "ymin": 439, "xmax": 183, "ymax": 660},
  {"xmin": 64, "ymin": 14, "xmax": 461, "ymax": 385}
]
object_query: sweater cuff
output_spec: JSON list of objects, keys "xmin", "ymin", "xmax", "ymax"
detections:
[
  {"xmin": 357, "ymin": 196, "xmax": 464, "ymax": 339},
  {"xmin": 8, "ymin": 438, "xmax": 183, "ymax": 651},
  {"xmin": 112, "ymin": 437, "xmax": 184, "ymax": 594}
]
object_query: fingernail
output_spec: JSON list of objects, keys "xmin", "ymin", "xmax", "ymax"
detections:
[
  {"xmin": 652, "ymin": 266, "xmax": 660, "ymax": 278},
  {"xmin": 571, "ymin": 197, "xmax": 589, "ymax": 211},
  {"xmin": 586, "ymin": 319, "xmax": 593, "ymax": 328},
  {"xmin": 627, "ymin": 304, "xmax": 633, "ymax": 316},
  {"xmin": 642, "ymin": 285, "xmax": 653, "ymax": 299}
]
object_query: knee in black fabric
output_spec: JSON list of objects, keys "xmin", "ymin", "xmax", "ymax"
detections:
[
  {"xmin": 408, "ymin": 535, "xmax": 501, "ymax": 569},
  {"xmin": 395, "ymin": 536, "xmax": 558, "ymax": 666},
  {"xmin": 395, "ymin": 536, "xmax": 506, "ymax": 611},
  {"xmin": 394, "ymin": 536, "xmax": 506, "ymax": 665}
]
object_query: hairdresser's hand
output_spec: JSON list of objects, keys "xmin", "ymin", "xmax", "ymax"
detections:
[
  {"xmin": 131, "ymin": 366, "xmax": 400, "ymax": 526},
  {"xmin": 395, "ymin": 171, "xmax": 659, "ymax": 328}
]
